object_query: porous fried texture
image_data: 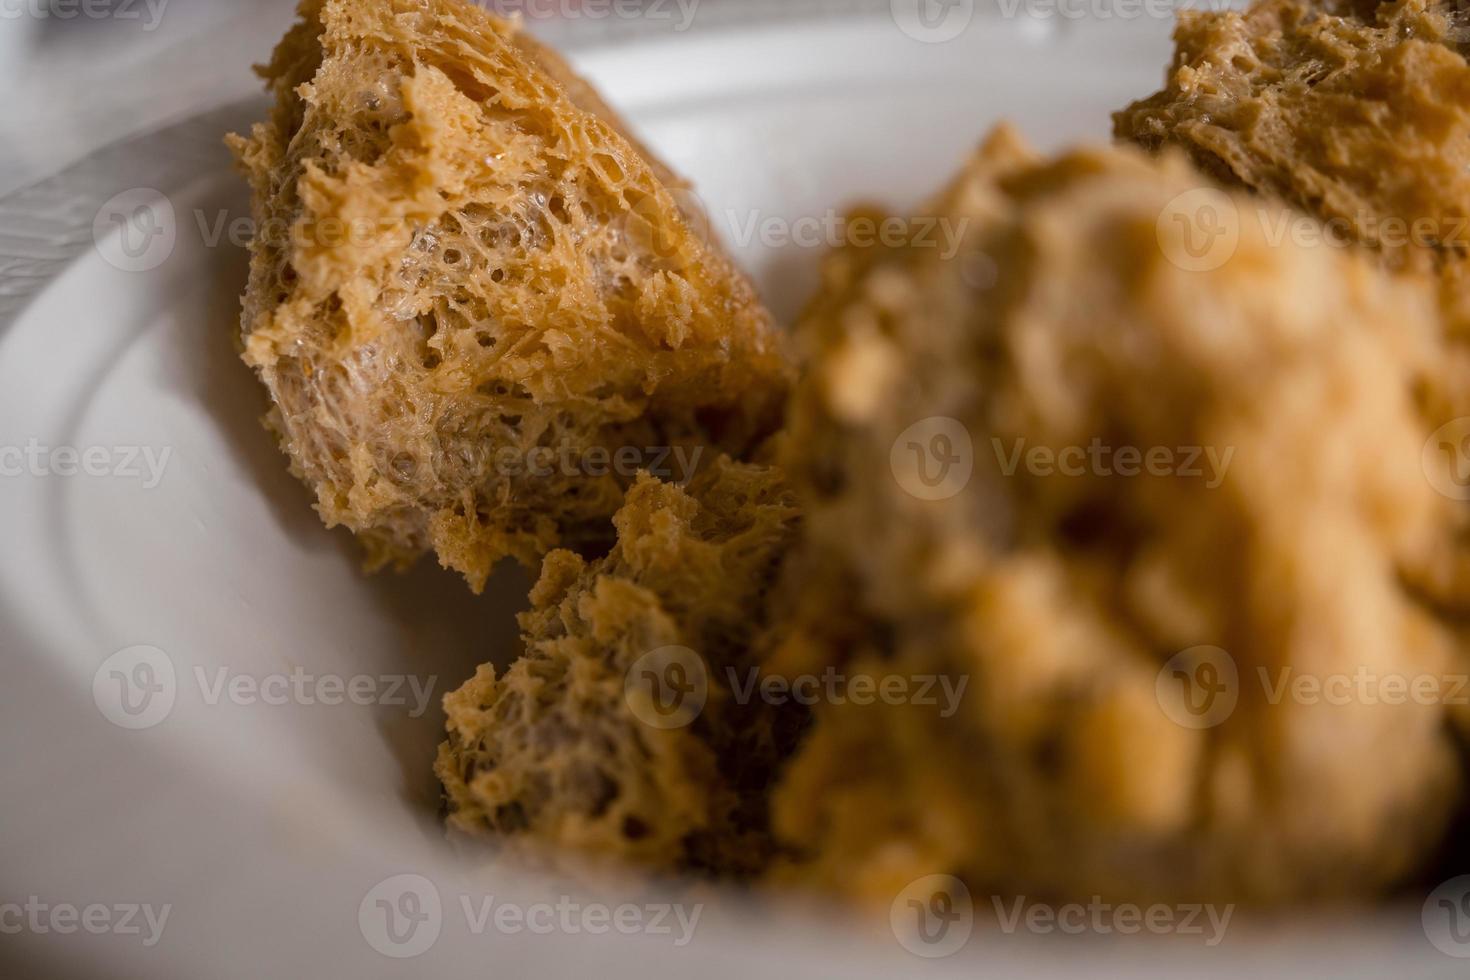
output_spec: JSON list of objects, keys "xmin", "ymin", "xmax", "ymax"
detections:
[
  {"xmin": 1113, "ymin": 0, "xmax": 1470, "ymax": 410},
  {"xmin": 1115, "ymin": 0, "xmax": 1470, "ymax": 277},
  {"xmin": 436, "ymin": 456, "xmax": 801, "ymax": 876},
  {"xmin": 227, "ymin": 0, "xmax": 790, "ymax": 591},
  {"xmin": 1114, "ymin": 0, "xmax": 1470, "ymax": 675},
  {"xmin": 764, "ymin": 127, "xmax": 1466, "ymax": 904}
]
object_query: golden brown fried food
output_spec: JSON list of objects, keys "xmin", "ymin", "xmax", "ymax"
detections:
[
  {"xmin": 228, "ymin": 0, "xmax": 790, "ymax": 591},
  {"xmin": 1112, "ymin": 0, "xmax": 1470, "ymax": 384},
  {"xmin": 1115, "ymin": 0, "xmax": 1470, "ymax": 660},
  {"xmin": 1115, "ymin": 0, "xmax": 1470, "ymax": 279},
  {"xmin": 436, "ymin": 456, "xmax": 801, "ymax": 876},
  {"xmin": 763, "ymin": 127, "xmax": 1465, "ymax": 904}
]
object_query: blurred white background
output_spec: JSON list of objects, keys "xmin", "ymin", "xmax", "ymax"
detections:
[{"xmin": 0, "ymin": 0, "xmax": 300, "ymax": 195}]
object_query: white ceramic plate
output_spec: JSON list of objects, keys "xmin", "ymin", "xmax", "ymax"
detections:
[{"xmin": 1, "ymin": 3, "xmax": 1461, "ymax": 977}]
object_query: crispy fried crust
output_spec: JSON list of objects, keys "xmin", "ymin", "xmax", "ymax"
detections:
[
  {"xmin": 1115, "ymin": 0, "xmax": 1470, "ymax": 275},
  {"xmin": 1115, "ymin": 0, "xmax": 1470, "ymax": 670},
  {"xmin": 763, "ymin": 128, "xmax": 1464, "ymax": 903},
  {"xmin": 436, "ymin": 456, "xmax": 802, "ymax": 876},
  {"xmin": 227, "ymin": 0, "xmax": 790, "ymax": 591}
]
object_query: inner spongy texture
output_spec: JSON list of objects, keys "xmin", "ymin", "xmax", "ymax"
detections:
[{"xmin": 229, "ymin": 0, "xmax": 787, "ymax": 590}]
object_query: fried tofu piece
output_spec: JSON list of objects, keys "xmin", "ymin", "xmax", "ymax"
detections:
[
  {"xmin": 763, "ymin": 128, "xmax": 1464, "ymax": 903},
  {"xmin": 436, "ymin": 456, "xmax": 801, "ymax": 876},
  {"xmin": 1115, "ymin": 0, "xmax": 1470, "ymax": 648},
  {"xmin": 227, "ymin": 0, "xmax": 790, "ymax": 592},
  {"xmin": 1115, "ymin": 0, "xmax": 1470, "ymax": 279},
  {"xmin": 1115, "ymin": 0, "xmax": 1470, "ymax": 276}
]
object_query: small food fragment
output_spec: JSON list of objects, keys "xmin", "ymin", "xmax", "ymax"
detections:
[
  {"xmin": 763, "ymin": 127, "xmax": 1465, "ymax": 904},
  {"xmin": 228, "ymin": 0, "xmax": 790, "ymax": 591},
  {"xmin": 436, "ymin": 456, "xmax": 801, "ymax": 875}
]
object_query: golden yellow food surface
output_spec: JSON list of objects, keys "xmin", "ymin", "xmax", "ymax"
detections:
[
  {"xmin": 228, "ymin": 0, "xmax": 789, "ymax": 592},
  {"xmin": 1116, "ymin": 0, "xmax": 1470, "ymax": 278},
  {"xmin": 437, "ymin": 456, "xmax": 800, "ymax": 876},
  {"xmin": 763, "ymin": 127, "xmax": 1464, "ymax": 903},
  {"xmin": 1116, "ymin": 0, "xmax": 1470, "ymax": 662},
  {"xmin": 228, "ymin": 0, "xmax": 1470, "ymax": 911}
]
